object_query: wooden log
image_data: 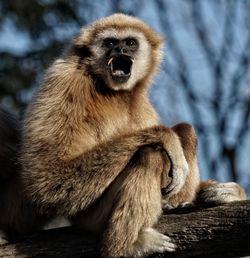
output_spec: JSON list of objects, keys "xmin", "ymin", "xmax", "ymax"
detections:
[{"xmin": 0, "ymin": 200, "xmax": 249, "ymax": 258}]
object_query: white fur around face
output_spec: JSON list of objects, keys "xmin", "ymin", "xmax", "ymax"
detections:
[{"xmin": 92, "ymin": 28, "xmax": 152, "ymax": 91}]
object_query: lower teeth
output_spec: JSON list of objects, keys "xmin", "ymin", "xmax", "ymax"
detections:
[{"xmin": 113, "ymin": 70, "xmax": 125, "ymax": 75}]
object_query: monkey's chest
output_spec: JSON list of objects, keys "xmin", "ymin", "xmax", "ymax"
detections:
[
  {"xmin": 82, "ymin": 97, "xmax": 158, "ymax": 147},
  {"xmin": 90, "ymin": 111, "xmax": 132, "ymax": 142},
  {"xmin": 90, "ymin": 114, "xmax": 158, "ymax": 145}
]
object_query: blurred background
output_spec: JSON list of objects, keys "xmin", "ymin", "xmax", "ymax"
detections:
[{"xmin": 0, "ymin": 0, "xmax": 249, "ymax": 194}]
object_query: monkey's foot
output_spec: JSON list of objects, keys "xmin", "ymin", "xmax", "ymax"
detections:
[
  {"xmin": 162, "ymin": 203, "xmax": 174, "ymax": 210},
  {"xmin": 125, "ymin": 227, "xmax": 176, "ymax": 257},
  {"xmin": 178, "ymin": 201, "xmax": 193, "ymax": 208},
  {"xmin": 162, "ymin": 199, "xmax": 193, "ymax": 211},
  {"xmin": 198, "ymin": 182, "xmax": 246, "ymax": 204}
]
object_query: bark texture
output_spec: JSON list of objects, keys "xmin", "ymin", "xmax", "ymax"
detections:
[{"xmin": 0, "ymin": 200, "xmax": 249, "ymax": 258}]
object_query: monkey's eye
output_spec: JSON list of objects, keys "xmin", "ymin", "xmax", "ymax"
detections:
[
  {"xmin": 125, "ymin": 38, "xmax": 138, "ymax": 47},
  {"xmin": 103, "ymin": 38, "xmax": 118, "ymax": 48}
]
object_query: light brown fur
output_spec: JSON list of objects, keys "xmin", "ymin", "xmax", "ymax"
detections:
[{"xmin": 0, "ymin": 14, "xmax": 245, "ymax": 257}]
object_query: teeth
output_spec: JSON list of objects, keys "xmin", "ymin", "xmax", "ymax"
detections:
[
  {"xmin": 108, "ymin": 58, "xmax": 113, "ymax": 66},
  {"xmin": 113, "ymin": 70, "xmax": 125, "ymax": 75},
  {"xmin": 108, "ymin": 57, "xmax": 132, "ymax": 76}
]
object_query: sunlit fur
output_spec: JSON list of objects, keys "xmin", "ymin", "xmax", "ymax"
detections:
[{"xmin": 17, "ymin": 13, "xmax": 246, "ymax": 258}]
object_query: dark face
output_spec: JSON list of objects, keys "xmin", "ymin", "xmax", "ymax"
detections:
[{"xmin": 102, "ymin": 37, "xmax": 139, "ymax": 84}]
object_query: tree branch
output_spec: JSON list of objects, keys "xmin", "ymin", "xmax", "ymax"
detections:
[{"xmin": 0, "ymin": 200, "xmax": 249, "ymax": 258}]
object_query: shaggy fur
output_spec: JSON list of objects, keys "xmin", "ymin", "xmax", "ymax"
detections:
[{"xmin": 0, "ymin": 14, "xmax": 245, "ymax": 257}]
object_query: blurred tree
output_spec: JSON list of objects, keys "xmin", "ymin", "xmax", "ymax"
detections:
[
  {"xmin": 154, "ymin": 0, "xmax": 250, "ymax": 185},
  {"xmin": 0, "ymin": 0, "xmax": 142, "ymax": 112},
  {"xmin": 0, "ymin": 0, "xmax": 249, "ymax": 191},
  {"xmin": 0, "ymin": 1, "xmax": 86, "ymax": 112}
]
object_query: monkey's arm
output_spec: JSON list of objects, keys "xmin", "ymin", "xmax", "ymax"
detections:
[
  {"xmin": 22, "ymin": 125, "xmax": 188, "ymax": 216},
  {"xmin": 162, "ymin": 123, "xmax": 246, "ymax": 208}
]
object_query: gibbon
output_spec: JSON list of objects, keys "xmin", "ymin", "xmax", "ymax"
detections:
[{"xmin": 0, "ymin": 14, "xmax": 246, "ymax": 257}]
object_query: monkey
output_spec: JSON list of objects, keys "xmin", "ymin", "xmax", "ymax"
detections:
[{"xmin": 0, "ymin": 14, "xmax": 246, "ymax": 257}]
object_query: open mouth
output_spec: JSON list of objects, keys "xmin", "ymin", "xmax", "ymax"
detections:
[{"xmin": 108, "ymin": 55, "xmax": 133, "ymax": 83}]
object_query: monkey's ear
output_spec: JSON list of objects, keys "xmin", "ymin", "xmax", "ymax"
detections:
[{"xmin": 73, "ymin": 45, "xmax": 92, "ymax": 59}]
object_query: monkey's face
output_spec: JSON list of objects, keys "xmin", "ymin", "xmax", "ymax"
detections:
[
  {"xmin": 90, "ymin": 29, "xmax": 152, "ymax": 91},
  {"xmin": 104, "ymin": 37, "xmax": 137, "ymax": 84},
  {"xmin": 71, "ymin": 14, "xmax": 163, "ymax": 91}
]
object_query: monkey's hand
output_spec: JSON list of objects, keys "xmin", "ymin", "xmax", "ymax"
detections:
[
  {"xmin": 158, "ymin": 127, "xmax": 189, "ymax": 197},
  {"xmin": 196, "ymin": 181, "xmax": 247, "ymax": 204}
]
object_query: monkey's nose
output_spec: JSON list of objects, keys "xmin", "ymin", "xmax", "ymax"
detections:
[{"xmin": 115, "ymin": 46, "xmax": 127, "ymax": 54}]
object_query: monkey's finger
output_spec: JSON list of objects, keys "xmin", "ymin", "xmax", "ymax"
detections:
[
  {"xmin": 178, "ymin": 201, "xmax": 193, "ymax": 208},
  {"xmin": 157, "ymin": 235, "xmax": 176, "ymax": 253},
  {"xmin": 144, "ymin": 228, "xmax": 177, "ymax": 252},
  {"xmin": 161, "ymin": 236, "xmax": 177, "ymax": 252},
  {"xmin": 161, "ymin": 150, "xmax": 172, "ymax": 189},
  {"xmin": 162, "ymin": 203, "xmax": 174, "ymax": 210},
  {"xmin": 161, "ymin": 167, "xmax": 187, "ymax": 197}
]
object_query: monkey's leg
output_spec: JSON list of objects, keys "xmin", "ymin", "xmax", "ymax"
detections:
[
  {"xmin": 195, "ymin": 180, "xmax": 246, "ymax": 204},
  {"xmin": 102, "ymin": 146, "xmax": 176, "ymax": 258},
  {"xmin": 168, "ymin": 123, "xmax": 246, "ymax": 205},
  {"xmin": 162, "ymin": 123, "xmax": 200, "ymax": 207},
  {"xmin": 23, "ymin": 125, "xmax": 188, "ymax": 216}
]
